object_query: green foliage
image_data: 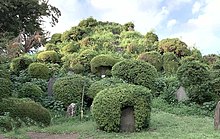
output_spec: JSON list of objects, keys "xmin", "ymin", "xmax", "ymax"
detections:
[
  {"xmin": 61, "ymin": 42, "xmax": 80, "ymax": 54},
  {"xmin": 70, "ymin": 63, "xmax": 85, "ymax": 74},
  {"xmin": 0, "ymin": 0, "xmax": 61, "ymax": 36},
  {"xmin": 78, "ymin": 49, "xmax": 98, "ymax": 72},
  {"xmin": 112, "ymin": 59, "xmax": 158, "ymax": 90},
  {"xmin": 145, "ymin": 31, "xmax": 159, "ymax": 44},
  {"xmin": 92, "ymin": 84, "xmax": 152, "ymax": 132},
  {"xmin": 123, "ymin": 22, "xmax": 135, "ymax": 31},
  {"xmin": 88, "ymin": 77, "xmax": 124, "ymax": 99},
  {"xmin": 50, "ymin": 33, "xmax": 62, "ymax": 44},
  {"xmin": 41, "ymin": 97, "xmax": 65, "ymax": 113},
  {"xmin": 203, "ymin": 54, "xmax": 219, "ymax": 65},
  {"xmin": 78, "ymin": 17, "xmax": 98, "ymax": 28},
  {"xmin": 37, "ymin": 51, "xmax": 59, "ymax": 63},
  {"xmin": 45, "ymin": 43, "xmax": 59, "ymax": 52},
  {"xmin": 177, "ymin": 61, "xmax": 214, "ymax": 104},
  {"xmin": 28, "ymin": 63, "xmax": 50, "ymax": 79},
  {"xmin": 53, "ymin": 74, "xmax": 92, "ymax": 107},
  {"xmin": 0, "ymin": 98, "xmax": 51, "ymax": 127},
  {"xmin": 18, "ymin": 82, "xmax": 44, "ymax": 102},
  {"xmin": 161, "ymin": 76, "xmax": 180, "ymax": 103},
  {"xmin": 90, "ymin": 54, "xmax": 120, "ymax": 76},
  {"xmin": 159, "ymin": 38, "xmax": 190, "ymax": 58},
  {"xmin": 10, "ymin": 56, "xmax": 33, "ymax": 74},
  {"xmin": 163, "ymin": 52, "xmax": 180, "ymax": 75},
  {"xmin": 0, "ymin": 78, "xmax": 12, "ymax": 100},
  {"xmin": 137, "ymin": 51, "xmax": 162, "ymax": 71}
]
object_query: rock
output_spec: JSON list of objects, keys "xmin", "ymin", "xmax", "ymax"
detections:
[
  {"xmin": 67, "ymin": 103, "xmax": 77, "ymax": 116},
  {"xmin": 47, "ymin": 77, "xmax": 56, "ymax": 97},
  {"xmin": 214, "ymin": 101, "xmax": 220, "ymax": 130},
  {"xmin": 175, "ymin": 86, "xmax": 188, "ymax": 102},
  {"xmin": 120, "ymin": 106, "xmax": 135, "ymax": 132}
]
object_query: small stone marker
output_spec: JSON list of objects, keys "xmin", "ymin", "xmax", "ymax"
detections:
[
  {"xmin": 175, "ymin": 86, "xmax": 188, "ymax": 102},
  {"xmin": 47, "ymin": 77, "xmax": 56, "ymax": 97},
  {"xmin": 120, "ymin": 106, "xmax": 135, "ymax": 132},
  {"xmin": 214, "ymin": 101, "xmax": 220, "ymax": 130},
  {"xmin": 67, "ymin": 103, "xmax": 77, "ymax": 117}
]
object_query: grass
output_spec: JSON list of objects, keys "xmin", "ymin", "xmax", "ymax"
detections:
[{"xmin": 1, "ymin": 98, "xmax": 219, "ymax": 139}]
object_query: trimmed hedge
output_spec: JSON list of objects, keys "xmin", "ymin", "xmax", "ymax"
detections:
[
  {"xmin": 90, "ymin": 54, "xmax": 120, "ymax": 76},
  {"xmin": 10, "ymin": 56, "xmax": 33, "ymax": 74},
  {"xmin": 112, "ymin": 59, "xmax": 158, "ymax": 90},
  {"xmin": 88, "ymin": 77, "xmax": 124, "ymax": 99},
  {"xmin": 37, "ymin": 51, "xmax": 59, "ymax": 63},
  {"xmin": 92, "ymin": 84, "xmax": 152, "ymax": 132},
  {"xmin": 45, "ymin": 43, "xmax": 59, "ymax": 52},
  {"xmin": 53, "ymin": 74, "xmax": 92, "ymax": 107},
  {"xmin": 0, "ymin": 78, "xmax": 12, "ymax": 100},
  {"xmin": 18, "ymin": 82, "xmax": 44, "ymax": 102},
  {"xmin": 137, "ymin": 51, "xmax": 162, "ymax": 71},
  {"xmin": 61, "ymin": 42, "xmax": 80, "ymax": 54},
  {"xmin": 0, "ymin": 98, "xmax": 51, "ymax": 126},
  {"xmin": 28, "ymin": 63, "xmax": 50, "ymax": 79}
]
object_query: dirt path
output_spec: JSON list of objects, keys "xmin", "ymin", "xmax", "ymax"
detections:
[{"xmin": 27, "ymin": 132, "xmax": 78, "ymax": 139}]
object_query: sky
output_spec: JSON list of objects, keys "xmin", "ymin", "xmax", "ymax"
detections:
[{"xmin": 42, "ymin": 0, "xmax": 220, "ymax": 55}]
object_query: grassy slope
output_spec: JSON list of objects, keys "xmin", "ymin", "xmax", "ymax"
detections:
[{"xmin": 2, "ymin": 99, "xmax": 219, "ymax": 139}]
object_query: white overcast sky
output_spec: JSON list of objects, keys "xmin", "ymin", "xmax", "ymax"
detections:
[{"xmin": 42, "ymin": 0, "xmax": 220, "ymax": 55}]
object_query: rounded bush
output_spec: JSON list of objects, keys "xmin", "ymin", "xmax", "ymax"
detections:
[
  {"xmin": 177, "ymin": 61, "xmax": 213, "ymax": 104},
  {"xmin": 88, "ymin": 77, "xmax": 124, "ymax": 99},
  {"xmin": 45, "ymin": 43, "xmax": 59, "ymax": 52},
  {"xmin": 10, "ymin": 56, "xmax": 33, "ymax": 74},
  {"xmin": 0, "ymin": 98, "xmax": 51, "ymax": 126},
  {"xmin": 163, "ymin": 52, "xmax": 180, "ymax": 75},
  {"xmin": 112, "ymin": 59, "xmax": 158, "ymax": 90},
  {"xmin": 18, "ymin": 82, "xmax": 44, "ymax": 102},
  {"xmin": 37, "ymin": 51, "xmax": 59, "ymax": 63},
  {"xmin": 90, "ymin": 54, "xmax": 120, "ymax": 76},
  {"xmin": 50, "ymin": 33, "xmax": 62, "ymax": 44},
  {"xmin": 53, "ymin": 74, "xmax": 92, "ymax": 107},
  {"xmin": 137, "ymin": 51, "xmax": 162, "ymax": 71},
  {"xmin": 28, "ymin": 63, "xmax": 50, "ymax": 79},
  {"xmin": 70, "ymin": 63, "xmax": 85, "ymax": 74},
  {"xmin": 61, "ymin": 42, "xmax": 80, "ymax": 54},
  {"xmin": 0, "ymin": 78, "xmax": 12, "ymax": 100},
  {"xmin": 92, "ymin": 84, "xmax": 152, "ymax": 132}
]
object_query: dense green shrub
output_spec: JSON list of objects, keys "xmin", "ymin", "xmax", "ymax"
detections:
[
  {"xmin": 0, "ymin": 98, "xmax": 51, "ymax": 126},
  {"xmin": 78, "ymin": 49, "xmax": 98, "ymax": 72},
  {"xmin": 88, "ymin": 77, "xmax": 124, "ymax": 99},
  {"xmin": 158, "ymin": 38, "xmax": 190, "ymax": 58},
  {"xmin": 45, "ymin": 43, "xmax": 59, "ymax": 52},
  {"xmin": 163, "ymin": 52, "xmax": 180, "ymax": 75},
  {"xmin": 0, "ymin": 78, "xmax": 12, "ymax": 100},
  {"xmin": 53, "ymin": 74, "xmax": 92, "ymax": 107},
  {"xmin": 0, "ymin": 69, "xmax": 10, "ymax": 79},
  {"xmin": 137, "ymin": 51, "xmax": 162, "ymax": 71},
  {"xmin": 70, "ymin": 63, "xmax": 85, "ymax": 74},
  {"xmin": 112, "ymin": 60, "xmax": 158, "ymax": 90},
  {"xmin": 18, "ymin": 82, "xmax": 44, "ymax": 102},
  {"xmin": 50, "ymin": 33, "xmax": 62, "ymax": 44},
  {"xmin": 61, "ymin": 42, "xmax": 80, "ymax": 54},
  {"xmin": 28, "ymin": 63, "xmax": 50, "ymax": 79},
  {"xmin": 37, "ymin": 51, "xmax": 59, "ymax": 63},
  {"xmin": 177, "ymin": 61, "xmax": 214, "ymax": 104},
  {"xmin": 90, "ymin": 54, "xmax": 120, "ymax": 76},
  {"xmin": 10, "ymin": 56, "xmax": 33, "ymax": 74},
  {"xmin": 92, "ymin": 84, "xmax": 152, "ymax": 132}
]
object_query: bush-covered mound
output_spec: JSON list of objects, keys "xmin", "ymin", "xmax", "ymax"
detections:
[
  {"xmin": 45, "ymin": 43, "xmax": 59, "ymax": 52},
  {"xmin": 0, "ymin": 98, "xmax": 51, "ymax": 127},
  {"xmin": 177, "ymin": 61, "xmax": 214, "ymax": 104},
  {"xmin": 18, "ymin": 82, "xmax": 44, "ymax": 102},
  {"xmin": 37, "ymin": 50, "xmax": 59, "ymax": 63},
  {"xmin": 0, "ymin": 78, "xmax": 12, "ymax": 100},
  {"xmin": 112, "ymin": 59, "xmax": 158, "ymax": 90},
  {"xmin": 28, "ymin": 63, "xmax": 50, "ymax": 79},
  {"xmin": 137, "ymin": 51, "xmax": 162, "ymax": 71},
  {"xmin": 50, "ymin": 33, "xmax": 62, "ymax": 44},
  {"xmin": 53, "ymin": 74, "xmax": 92, "ymax": 107},
  {"xmin": 90, "ymin": 54, "xmax": 121, "ymax": 76},
  {"xmin": 88, "ymin": 77, "xmax": 124, "ymax": 99},
  {"xmin": 162, "ymin": 52, "xmax": 180, "ymax": 75},
  {"xmin": 92, "ymin": 84, "xmax": 152, "ymax": 132},
  {"xmin": 10, "ymin": 56, "xmax": 33, "ymax": 74}
]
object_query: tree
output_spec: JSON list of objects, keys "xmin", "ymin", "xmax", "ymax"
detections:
[{"xmin": 0, "ymin": 0, "xmax": 61, "ymax": 36}]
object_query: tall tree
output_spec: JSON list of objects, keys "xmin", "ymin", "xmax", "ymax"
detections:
[{"xmin": 0, "ymin": 0, "xmax": 61, "ymax": 36}]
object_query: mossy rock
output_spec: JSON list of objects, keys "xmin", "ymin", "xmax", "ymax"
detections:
[{"xmin": 92, "ymin": 84, "xmax": 152, "ymax": 132}]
